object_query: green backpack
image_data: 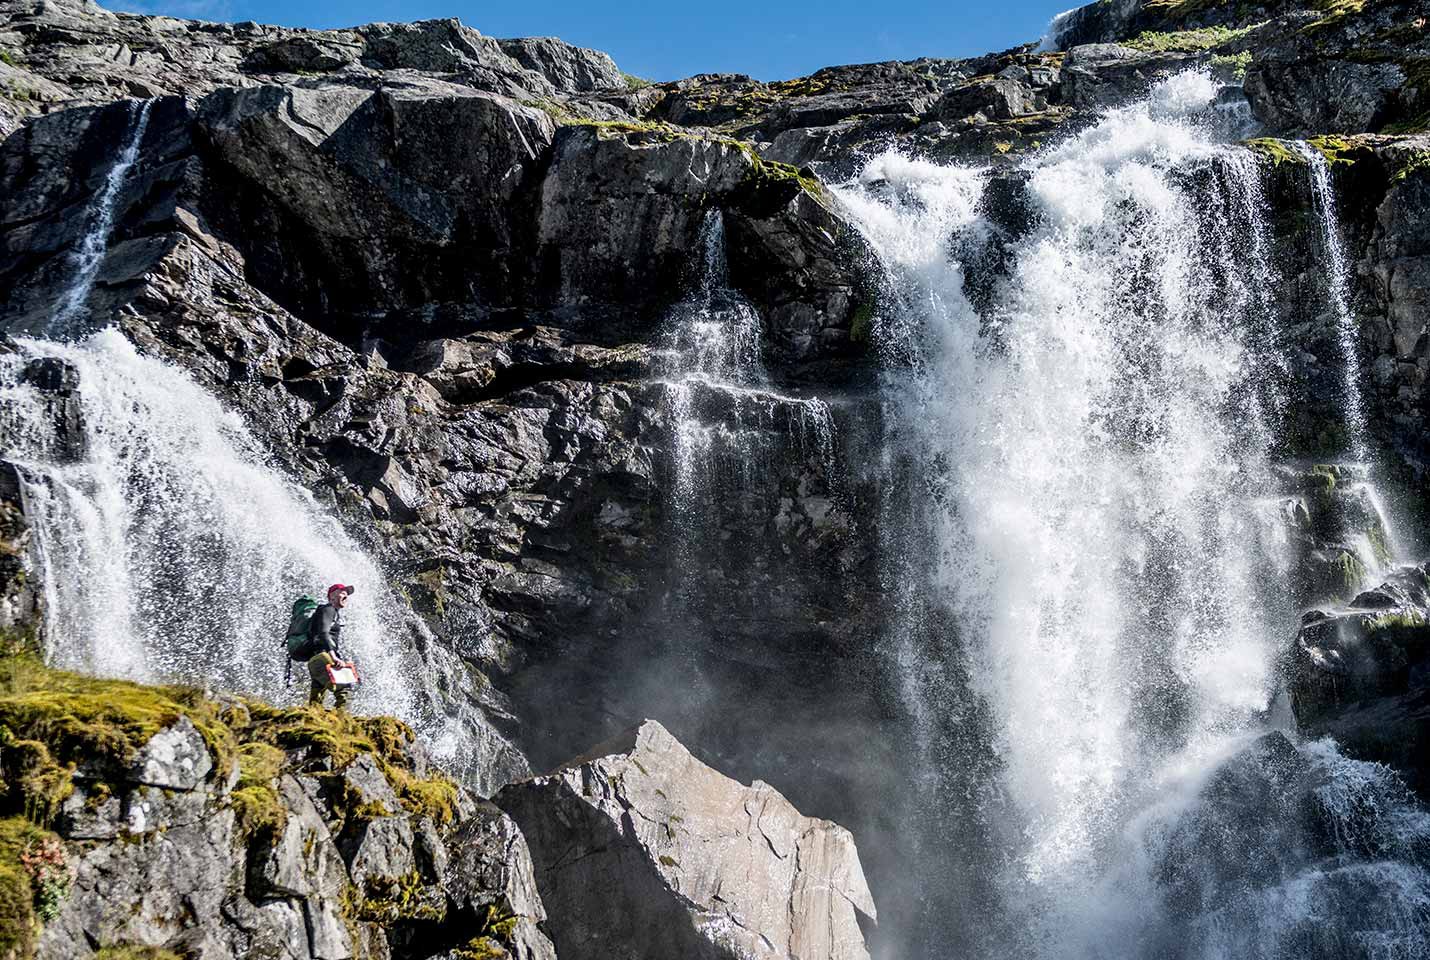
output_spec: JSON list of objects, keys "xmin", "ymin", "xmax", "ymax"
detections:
[{"xmin": 285, "ymin": 595, "xmax": 321, "ymax": 662}]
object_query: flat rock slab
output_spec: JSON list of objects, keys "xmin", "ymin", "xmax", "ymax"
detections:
[{"xmin": 497, "ymin": 719, "xmax": 876, "ymax": 960}]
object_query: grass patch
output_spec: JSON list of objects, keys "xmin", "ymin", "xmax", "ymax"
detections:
[
  {"xmin": 1124, "ymin": 23, "xmax": 1255, "ymax": 53},
  {"xmin": 229, "ymin": 742, "xmax": 286, "ymax": 840},
  {"xmin": 622, "ymin": 73, "xmax": 651, "ymax": 91}
]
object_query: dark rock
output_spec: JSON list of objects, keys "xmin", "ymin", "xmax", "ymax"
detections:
[{"xmin": 1287, "ymin": 566, "xmax": 1430, "ymax": 793}]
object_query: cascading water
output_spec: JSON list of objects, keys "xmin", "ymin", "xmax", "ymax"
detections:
[
  {"xmin": 1294, "ymin": 141, "xmax": 1406, "ymax": 571},
  {"xmin": 658, "ymin": 210, "xmax": 835, "ymax": 551},
  {"xmin": 836, "ymin": 72, "xmax": 1430, "ymax": 959},
  {"xmin": 52, "ymin": 98, "xmax": 153, "ymax": 333},
  {"xmin": 1, "ymin": 99, "xmax": 470, "ymax": 768}
]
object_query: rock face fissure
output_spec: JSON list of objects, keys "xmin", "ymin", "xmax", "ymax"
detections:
[{"xmin": 3, "ymin": 0, "xmax": 1430, "ymax": 958}]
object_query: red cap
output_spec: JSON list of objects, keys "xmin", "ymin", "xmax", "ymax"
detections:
[{"xmin": 328, "ymin": 583, "xmax": 355, "ymax": 597}]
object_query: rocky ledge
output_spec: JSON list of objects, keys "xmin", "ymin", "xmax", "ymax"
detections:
[{"xmin": 0, "ymin": 651, "xmax": 877, "ymax": 960}]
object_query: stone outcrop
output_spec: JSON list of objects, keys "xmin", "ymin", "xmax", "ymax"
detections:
[
  {"xmin": 0, "ymin": 640, "xmax": 558, "ymax": 960},
  {"xmin": 497, "ymin": 720, "xmax": 877, "ymax": 960},
  {"xmin": 1287, "ymin": 565, "xmax": 1430, "ymax": 795}
]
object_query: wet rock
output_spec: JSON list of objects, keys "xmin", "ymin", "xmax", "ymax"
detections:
[
  {"xmin": 1288, "ymin": 566, "xmax": 1430, "ymax": 793},
  {"xmin": 1156, "ymin": 731, "xmax": 1334, "ymax": 919},
  {"xmin": 127, "ymin": 714, "xmax": 213, "ymax": 789},
  {"xmin": 497, "ymin": 719, "xmax": 877, "ymax": 960}
]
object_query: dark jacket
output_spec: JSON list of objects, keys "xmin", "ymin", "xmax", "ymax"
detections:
[{"xmin": 308, "ymin": 603, "xmax": 343, "ymax": 659}]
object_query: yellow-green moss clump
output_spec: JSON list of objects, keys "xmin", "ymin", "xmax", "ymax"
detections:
[
  {"xmin": 243, "ymin": 703, "xmax": 459, "ymax": 825},
  {"xmin": 1244, "ymin": 137, "xmax": 1306, "ymax": 167},
  {"xmin": 92, "ymin": 947, "xmax": 184, "ymax": 960},
  {"xmin": 0, "ymin": 654, "xmax": 237, "ymax": 822},
  {"xmin": 229, "ymin": 742, "xmax": 287, "ymax": 840},
  {"xmin": 0, "ymin": 816, "xmax": 66, "ymax": 957}
]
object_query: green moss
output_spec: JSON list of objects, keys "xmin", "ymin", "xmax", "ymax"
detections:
[
  {"xmin": 451, "ymin": 937, "xmax": 505, "ymax": 960},
  {"xmin": 0, "ymin": 654, "xmax": 235, "ymax": 822},
  {"xmin": 92, "ymin": 947, "xmax": 184, "ymax": 960},
  {"xmin": 0, "ymin": 816, "xmax": 68, "ymax": 956},
  {"xmin": 622, "ymin": 73, "xmax": 652, "ymax": 91},
  {"xmin": 1310, "ymin": 463, "xmax": 1340, "ymax": 492},
  {"xmin": 0, "ymin": 48, "xmax": 18, "ymax": 67},
  {"xmin": 1209, "ymin": 50, "xmax": 1253, "ymax": 81},
  {"xmin": 1391, "ymin": 151, "xmax": 1430, "ymax": 183},
  {"xmin": 658, "ymin": 854, "xmax": 679, "ymax": 867},
  {"xmin": 242, "ymin": 704, "xmax": 458, "ymax": 825},
  {"xmin": 1367, "ymin": 610, "xmax": 1427, "ymax": 633},
  {"xmin": 343, "ymin": 869, "xmax": 445, "ymax": 923},
  {"xmin": 1244, "ymin": 138, "xmax": 1305, "ymax": 167},
  {"xmin": 1124, "ymin": 23, "xmax": 1255, "ymax": 53},
  {"xmin": 1305, "ymin": 0, "xmax": 1368, "ymax": 29},
  {"xmin": 0, "ymin": 862, "xmax": 35, "ymax": 959},
  {"xmin": 1333, "ymin": 550, "xmax": 1367, "ymax": 598},
  {"xmin": 228, "ymin": 742, "xmax": 287, "ymax": 840},
  {"xmin": 1307, "ymin": 135, "xmax": 1364, "ymax": 166}
]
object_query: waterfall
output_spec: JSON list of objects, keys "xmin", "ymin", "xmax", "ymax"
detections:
[
  {"xmin": 658, "ymin": 210, "xmax": 835, "ymax": 544},
  {"xmin": 1, "ymin": 98, "xmax": 475, "ymax": 774},
  {"xmin": 1294, "ymin": 142, "xmax": 1406, "ymax": 569},
  {"xmin": 0, "ymin": 334, "xmax": 437, "ymax": 725},
  {"xmin": 836, "ymin": 71, "xmax": 1430, "ymax": 959},
  {"xmin": 51, "ymin": 98, "xmax": 153, "ymax": 333}
]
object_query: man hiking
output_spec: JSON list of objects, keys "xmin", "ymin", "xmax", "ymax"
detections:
[{"xmin": 307, "ymin": 583, "xmax": 355, "ymax": 710}]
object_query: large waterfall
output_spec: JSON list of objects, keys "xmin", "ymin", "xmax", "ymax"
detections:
[{"xmin": 836, "ymin": 72, "xmax": 1430, "ymax": 959}]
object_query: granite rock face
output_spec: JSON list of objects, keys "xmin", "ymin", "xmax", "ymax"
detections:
[
  {"xmin": 32, "ymin": 705, "xmax": 557, "ymax": 960},
  {"xmin": 497, "ymin": 720, "xmax": 877, "ymax": 960}
]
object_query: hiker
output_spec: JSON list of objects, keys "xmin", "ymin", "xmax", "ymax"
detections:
[{"xmin": 306, "ymin": 583, "xmax": 354, "ymax": 710}]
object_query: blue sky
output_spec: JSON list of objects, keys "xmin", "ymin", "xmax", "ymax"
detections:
[{"xmin": 108, "ymin": 0, "xmax": 1073, "ymax": 81}]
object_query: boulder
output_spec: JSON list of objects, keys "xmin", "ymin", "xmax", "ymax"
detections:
[
  {"xmin": 497, "ymin": 719, "xmax": 876, "ymax": 960},
  {"xmin": 497, "ymin": 36, "xmax": 625, "ymax": 93},
  {"xmin": 443, "ymin": 801, "xmax": 557, "ymax": 960},
  {"xmin": 1287, "ymin": 566, "xmax": 1430, "ymax": 794},
  {"xmin": 127, "ymin": 715, "xmax": 213, "ymax": 790}
]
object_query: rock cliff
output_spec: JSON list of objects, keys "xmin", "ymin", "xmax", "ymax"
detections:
[{"xmin": 2, "ymin": 0, "xmax": 1430, "ymax": 956}]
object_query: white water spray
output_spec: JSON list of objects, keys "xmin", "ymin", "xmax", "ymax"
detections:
[
  {"xmin": 659, "ymin": 210, "xmax": 835, "ymax": 520},
  {"xmin": 836, "ymin": 72, "xmax": 1430, "ymax": 958},
  {"xmin": 1, "ymin": 333, "xmax": 428, "ymax": 720}
]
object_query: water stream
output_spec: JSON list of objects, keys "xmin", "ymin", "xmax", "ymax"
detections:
[
  {"xmin": 0, "ymin": 98, "xmax": 477, "ymax": 774},
  {"xmin": 837, "ymin": 72, "xmax": 1430, "ymax": 959}
]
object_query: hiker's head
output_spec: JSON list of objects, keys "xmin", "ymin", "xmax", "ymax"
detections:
[{"xmin": 328, "ymin": 584, "xmax": 354, "ymax": 609}]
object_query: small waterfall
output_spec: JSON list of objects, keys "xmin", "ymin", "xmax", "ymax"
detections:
[
  {"xmin": 51, "ymin": 98, "xmax": 153, "ymax": 334},
  {"xmin": 658, "ymin": 210, "xmax": 836, "ymax": 538},
  {"xmin": 1293, "ymin": 141, "xmax": 1404, "ymax": 572},
  {"xmin": 0, "ymin": 96, "xmax": 478, "ymax": 774},
  {"xmin": 836, "ymin": 71, "xmax": 1430, "ymax": 959},
  {"xmin": 1296, "ymin": 143, "xmax": 1370, "ymax": 463},
  {"xmin": 0, "ymin": 334, "xmax": 435, "ymax": 724}
]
